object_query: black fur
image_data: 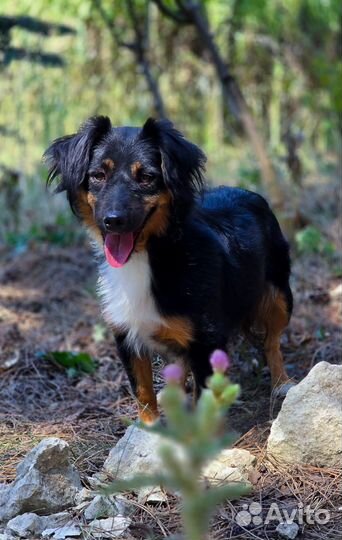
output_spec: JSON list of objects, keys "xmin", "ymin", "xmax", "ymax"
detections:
[{"xmin": 45, "ymin": 116, "xmax": 112, "ymax": 212}]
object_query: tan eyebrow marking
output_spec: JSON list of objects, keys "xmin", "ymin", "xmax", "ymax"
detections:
[
  {"xmin": 103, "ymin": 158, "xmax": 115, "ymax": 171},
  {"xmin": 131, "ymin": 161, "xmax": 142, "ymax": 177}
]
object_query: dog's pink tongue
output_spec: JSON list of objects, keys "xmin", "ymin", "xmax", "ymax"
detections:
[{"xmin": 104, "ymin": 233, "xmax": 134, "ymax": 268}]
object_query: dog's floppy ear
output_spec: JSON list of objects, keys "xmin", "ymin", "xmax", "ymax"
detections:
[
  {"xmin": 44, "ymin": 116, "xmax": 111, "ymax": 212},
  {"xmin": 140, "ymin": 118, "xmax": 206, "ymax": 205}
]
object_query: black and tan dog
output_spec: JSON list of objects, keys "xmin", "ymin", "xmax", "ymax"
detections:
[{"xmin": 45, "ymin": 116, "xmax": 293, "ymax": 423}]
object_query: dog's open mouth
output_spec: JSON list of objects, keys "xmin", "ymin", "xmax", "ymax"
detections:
[{"xmin": 104, "ymin": 207, "xmax": 156, "ymax": 268}]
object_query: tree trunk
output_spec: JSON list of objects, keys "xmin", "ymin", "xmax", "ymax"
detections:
[
  {"xmin": 183, "ymin": 1, "xmax": 286, "ymax": 207},
  {"xmin": 128, "ymin": 0, "xmax": 166, "ymax": 119}
]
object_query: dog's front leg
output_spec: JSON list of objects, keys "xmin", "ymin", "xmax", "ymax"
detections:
[{"xmin": 115, "ymin": 333, "xmax": 159, "ymax": 424}]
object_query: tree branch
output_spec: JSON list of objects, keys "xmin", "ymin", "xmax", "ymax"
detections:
[
  {"xmin": 152, "ymin": 0, "xmax": 190, "ymax": 24},
  {"xmin": 173, "ymin": 1, "xmax": 280, "ymax": 198},
  {"xmin": 93, "ymin": 0, "xmax": 166, "ymax": 118},
  {"xmin": 126, "ymin": 0, "xmax": 166, "ymax": 118}
]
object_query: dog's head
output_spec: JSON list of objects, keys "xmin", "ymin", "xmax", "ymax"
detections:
[{"xmin": 44, "ymin": 116, "xmax": 206, "ymax": 267}]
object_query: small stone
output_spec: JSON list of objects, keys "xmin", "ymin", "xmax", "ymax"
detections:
[
  {"xmin": 114, "ymin": 496, "xmax": 133, "ymax": 516},
  {"xmin": 330, "ymin": 283, "xmax": 342, "ymax": 298},
  {"xmin": 89, "ymin": 516, "xmax": 131, "ymax": 538},
  {"xmin": 0, "ymin": 534, "xmax": 15, "ymax": 540},
  {"xmin": 6, "ymin": 513, "xmax": 44, "ymax": 538},
  {"xmin": 86, "ymin": 474, "xmax": 106, "ymax": 490},
  {"xmin": 6, "ymin": 512, "xmax": 71, "ymax": 538},
  {"xmin": 42, "ymin": 522, "xmax": 81, "ymax": 539},
  {"xmin": 276, "ymin": 522, "xmax": 299, "ymax": 539},
  {"xmin": 137, "ymin": 486, "xmax": 168, "ymax": 504},
  {"xmin": 75, "ymin": 488, "xmax": 93, "ymax": 505},
  {"xmin": 203, "ymin": 448, "xmax": 256, "ymax": 486},
  {"xmin": 84, "ymin": 495, "xmax": 119, "ymax": 521}
]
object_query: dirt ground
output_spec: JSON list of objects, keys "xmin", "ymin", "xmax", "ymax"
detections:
[{"xmin": 0, "ymin": 185, "xmax": 341, "ymax": 539}]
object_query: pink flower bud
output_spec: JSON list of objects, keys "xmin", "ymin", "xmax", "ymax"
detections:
[
  {"xmin": 210, "ymin": 349, "xmax": 231, "ymax": 373},
  {"xmin": 163, "ymin": 363, "xmax": 183, "ymax": 384}
]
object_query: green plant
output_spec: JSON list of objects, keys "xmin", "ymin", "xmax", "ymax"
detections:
[
  {"xmin": 237, "ymin": 165, "xmax": 262, "ymax": 191},
  {"xmin": 43, "ymin": 351, "xmax": 97, "ymax": 378},
  {"xmin": 105, "ymin": 351, "xmax": 250, "ymax": 540},
  {"xmin": 295, "ymin": 225, "xmax": 335, "ymax": 255}
]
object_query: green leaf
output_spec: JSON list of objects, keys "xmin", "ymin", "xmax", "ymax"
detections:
[
  {"xmin": 44, "ymin": 351, "xmax": 97, "ymax": 375},
  {"xmin": 295, "ymin": 226, "xmax": 322, "ymax": 254},
  {"xmin": 102, "ymin": 473, "xmax": 177, "ymax": 494}
]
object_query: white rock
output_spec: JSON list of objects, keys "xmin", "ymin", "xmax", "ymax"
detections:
[
  {"xmin": 137, "ymin": 486, "xmax": 168, "ymax": 504},
  {"xmin": 89, "ymin": 516, "xmax": 131, "ymax": 538},
  {"xmin": 75, "ymin": 488, "xmax": 93, "ymax": 505},
  {"xmin": 276, "ymin": 522, "xmax": 299, "ymax": 539},
  {"xmin": 114, "ymin": 496, "xmax": 133, "ymax": 516},
  {"xmin": 267, "ymin": 362, "xmax": 342, "ymax": 467},
  {"xmin": 202, "ymin": 448, "xmax": 256, "ymax": 485},
  {"xmin": 6, "ymin": 513, "xmax": 45, "ymax": 538},
  {"xmin": 0, "ymin": 438, "xmax": 81, "ymax": 523},
  {"xmin": 86, "ymin": 472, "xmax": 107, "ymax": 490},
  {"xmin": 330, "ymin": 283, "xmax": 342, "ymax": 298},
  {"xmin": 6, "ymin": 513, "xmax": 43, "ymax": 538},
  {"xmin": 42, "ymin": 523, "xmax": 81, "ymax": 539},
  {"xmin": 84, "ymin": 494, "xmax": 119, "ymax": 521},
  {"xmin": 103, "ymin": 425, "xmax": 254, "ymax": 505},
  {"xmin": 103, "ymin": 425, "xmax": 189, "ymax": 501},
  {"xmin": 0, "ymin": 534, "xmax": 15, "ymax": 540},
  {"xmin": 103, "ymin": 426, "xmax": 163, "ymax": 479},
  {"xmin": 6, "ymin": 512, "xmax": 71, "ymax": 539}
]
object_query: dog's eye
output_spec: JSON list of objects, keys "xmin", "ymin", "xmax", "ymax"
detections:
[
  {"xmin": 139, "ymin": 173, "xmax": 154, "ymax": 185},
  {"xmin": 89, "ymin": 171, "xmax": 106, "ymax": 182}
]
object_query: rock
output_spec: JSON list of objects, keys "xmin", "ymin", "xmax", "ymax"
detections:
[
  {"xmin": 89, "ymin": 516, "xmax": 131, "ymax": 538},
  {"xmin": 6, "ymin": 513, "xmax": 44, "ymax": 538},
  {"xmin": 75, "ymin": 488, "xmax": 93, "ymax": 505},
  {"xmin": 103, "ymin": 426, "xmax": 162, "ymax": 479},
  {"xmin": 114, "ymin": 496, "xmax": 133, "ymax": 516},
  {"xmin": 103, "ymin": 425, "xmax": 188, "ymax": 501},
  {"xmin": 42, "ymin": 522, "xmax": 81, "ymax": 539},
  {"xmin": 202, "ymin": 448, "xmax": 256, "ymax": 486},
  {"xmin": 6, "ymin": 511, "xmax": 71, "ymax": 539},
  {"xmin": 0, "ymin": 438, "xmax": 81, "ymax": 523},
  {"xmin": 137, "ymin": 486, "xmax": 168, "ymax": 504},
  {"xmin": 104, "ymin": 426, "xmax": 255, "ymax": 500},
  {"xmin": 330, "ymin": 283, "xmax": 342, "ymax": 298},
  {"xmin": 86, "ymin": 474, "xmax": 105, "ymax": 490},
  {"xmin": 84, "ymin": 495, "xmax": 119, "ymax": 521},
  {"xmin": 267, "ymin": 362, "xmax": 342, "ymax": 467},
  {"xmin": 276, "ymin": 522, "xmax": 299, "ymax": 539}
]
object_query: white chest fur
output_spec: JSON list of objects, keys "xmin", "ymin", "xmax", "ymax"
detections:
[{"xmin": 98, "ymin": 252, "xmax": 164, "ymax": 350}]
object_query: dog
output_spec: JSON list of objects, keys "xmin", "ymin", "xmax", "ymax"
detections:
[{"xmin": 44, "ymin": 116, "xmax": 293, "ymax": 424}]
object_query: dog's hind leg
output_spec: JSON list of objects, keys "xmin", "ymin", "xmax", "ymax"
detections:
[{"xmin": 256, "ymin": 286, "xmax": 292, "ymax": 390}]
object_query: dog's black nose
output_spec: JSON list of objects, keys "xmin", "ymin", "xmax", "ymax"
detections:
[{"xmin": 103, "ymin": 213, "xmax": 127, "ymax": 232}]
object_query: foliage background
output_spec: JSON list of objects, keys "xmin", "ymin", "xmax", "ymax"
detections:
[
  {"xmin": 0, "ymin": 0, "xmax": 340, "ymax": 247},
  {"xmin": 0, "ymin": 4, "xmax": 341, "ymax": 539}
]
